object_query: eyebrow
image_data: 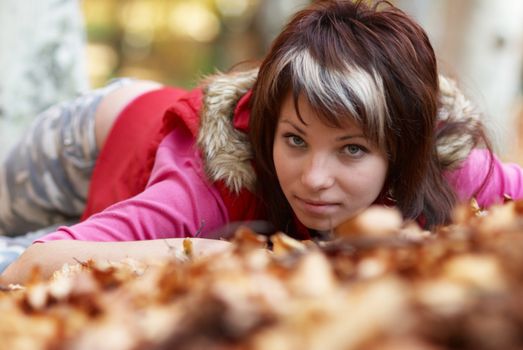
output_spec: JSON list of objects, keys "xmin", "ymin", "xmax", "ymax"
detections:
[
  {"xmin": 280, "ymin": 119, "xmax": 366, "ymax": 141},
  {"xmin": 280, "ymin": 119, "xmax": 306, "ymax": 135},
  {"xmin": 336, "ymin": 134, "xmax": 366, "ymax": 141}
]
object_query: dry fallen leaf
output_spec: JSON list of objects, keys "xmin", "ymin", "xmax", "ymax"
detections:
[{"xmin": 1, "ymin": 200, "xmax": 523, "ymax": 349}]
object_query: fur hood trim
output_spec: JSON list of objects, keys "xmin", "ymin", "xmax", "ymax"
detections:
[
  {"xmin": 197, "ymin": 70, "xmax": 481, "ymax": 193},
  {"xmin": 197, "ymin": 69, "xmax": 259, "ymax": 194},
  {"xmin": 436, "ymin": 75, "xmax": 483, "ymax": 169}
]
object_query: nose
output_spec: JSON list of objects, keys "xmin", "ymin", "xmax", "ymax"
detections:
[{"xmin": 300, "ymin": 153, "xmax": 335, "ymax": 191}]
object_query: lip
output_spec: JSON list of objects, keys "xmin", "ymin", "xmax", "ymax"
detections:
[{"xmin": 294, "ymin": 196, "xmax": 340, "ymax": 215}]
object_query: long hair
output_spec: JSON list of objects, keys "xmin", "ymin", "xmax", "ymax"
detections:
[{"xmin": 249, "ymin": 0, "xmax": 484, "ymax": 232}]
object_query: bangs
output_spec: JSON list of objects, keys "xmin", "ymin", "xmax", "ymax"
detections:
[{"xmin": 274, "ymin": 47, "xmax": 390, "ymax": 150}]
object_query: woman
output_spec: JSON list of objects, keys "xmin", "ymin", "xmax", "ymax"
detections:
[{"xmin": 2, "ymin": 0, "xmax": 522, "ymax": 283}]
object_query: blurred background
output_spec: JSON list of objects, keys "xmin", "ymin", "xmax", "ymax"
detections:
[{"xmin": 0, "ymin": 0, "xmax": 522, "ymax": 161}]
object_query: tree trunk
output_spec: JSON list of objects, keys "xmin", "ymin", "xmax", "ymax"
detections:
[
  {"xmin": 395, "ymin": 0, "xmax": 523, "ymax": 157},
  {"xmin": 0, "ymin": 0, "xmax": 88, "ymax": 159}
]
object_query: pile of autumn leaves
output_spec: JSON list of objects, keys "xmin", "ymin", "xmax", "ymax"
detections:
[{"xmin": 2, "ymin": 201, "xmax": 523, "ymax": 350}]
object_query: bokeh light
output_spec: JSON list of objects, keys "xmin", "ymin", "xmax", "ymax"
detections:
[
  {"xmin": 167, "ymin": 2, "xmax": 220, "ymax": 42},
  {"xmin": 82, "ymin": 0, "xmax": 267, "ymax": 88}
]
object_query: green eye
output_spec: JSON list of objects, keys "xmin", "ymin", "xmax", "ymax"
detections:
[
  {"xmin": 346, "ymin": 145, "xmax": 361, "ymax": 154},
  {"xmin": 342, "ymin": 144, "xmax": 367, "ymax": 157},
  {"xmin": 290, "ymin": 135, "xmax": 305, "ymax": 146},
  {"xmin": 284, "ymin": 133, "xmax": 306, "ymax": 147}
]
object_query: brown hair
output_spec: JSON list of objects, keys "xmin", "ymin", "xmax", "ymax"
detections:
[{"xmin": 249, "ymin": 0, "xmax": 487, "ymax": 232}]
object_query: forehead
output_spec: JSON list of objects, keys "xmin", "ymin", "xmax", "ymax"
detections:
[{"xmin": 279, "ymin": 91, "xmax": 362, "ymax": 131}]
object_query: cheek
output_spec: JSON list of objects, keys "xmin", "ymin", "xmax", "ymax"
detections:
[
  {"xmin": 340, "ymin": 158, "xmax": 388, "ymax": 199},
  {"xmin": 273, "ymin": 143, "xmax": 290, "ymax": 184},
  {"xmin": 365, "ymin": 160, "xmax": 388, "ymax": 196}
]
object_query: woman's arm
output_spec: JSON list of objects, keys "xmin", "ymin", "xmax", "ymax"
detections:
[{"xmin": 0, "ymin": 238, "xmax": 231, "ymax": 285}]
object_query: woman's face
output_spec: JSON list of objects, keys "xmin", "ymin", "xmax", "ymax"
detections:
[{"xmin": 273, "ymin": 93, "xmax": 389, "ymax": 231}]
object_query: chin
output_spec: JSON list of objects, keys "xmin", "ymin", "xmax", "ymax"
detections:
[{"xmin": 298, "ymin": 217, "xmax": 338, "ymax": 232}]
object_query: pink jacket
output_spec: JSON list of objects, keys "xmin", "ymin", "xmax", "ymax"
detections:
[
  {"xmin": 445, "ymin": 149, "xmax": 523, "ymax": 207},
  {"xmin": 40, "ymin": 126, "xmax": 229, "ymax": 242}
]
